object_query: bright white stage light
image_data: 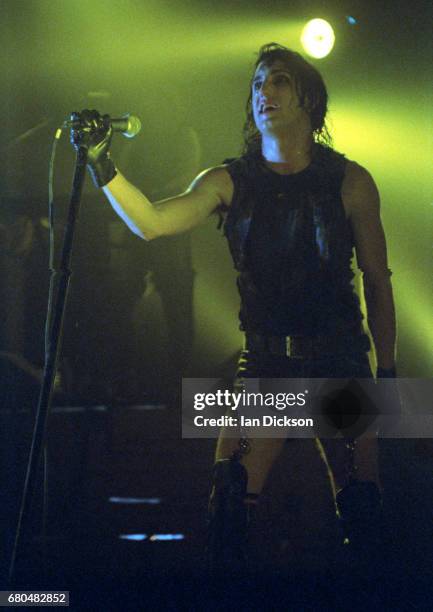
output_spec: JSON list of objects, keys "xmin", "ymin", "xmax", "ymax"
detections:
[{"xmin": 301, "ymin": 19, "xmax": 335, "ymax": 59}]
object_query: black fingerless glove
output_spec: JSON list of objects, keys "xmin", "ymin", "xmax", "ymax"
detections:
[
  {"xmin": 70, "ymin": 109, "xmax": 117, "ymax": 188},
  {"xmin": 87, "ymin": 147, "xmax": 116, "ymax": 188}
]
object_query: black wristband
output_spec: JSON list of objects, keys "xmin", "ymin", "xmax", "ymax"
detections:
[
  {"xmin": 87, "ymin": 154, "xmax": 117, "ymax": 188},
  {"xmin": 376, "ymin": 366, "xmax": 397, "ymax": 378}
]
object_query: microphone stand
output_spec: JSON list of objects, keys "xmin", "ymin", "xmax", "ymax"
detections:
[{"xmin": 9, "ymin": 144, "xmax": 89, "ymax": 584}]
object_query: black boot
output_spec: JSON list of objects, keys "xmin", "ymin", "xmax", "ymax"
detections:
[
  {"xmin": 336, "ymin": 481, "xmax": 385, "ymax": 564},
  {"xmin": 206, "ymin": 458, "xmax": 250, "ymax": 573}
]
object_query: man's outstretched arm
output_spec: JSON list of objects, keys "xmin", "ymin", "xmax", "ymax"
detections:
[
  {"xmin": 103, "ymin": 167, "xmax": 231, "ymax": 240},
  {"xmin": 71, "ymin": 109, "xmax": 232, "ymax": 241}
]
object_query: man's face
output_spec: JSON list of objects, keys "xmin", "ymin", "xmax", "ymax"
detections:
[{"xmin": 251, "ymin": 60, "xmax": 309, "ymax": 134}]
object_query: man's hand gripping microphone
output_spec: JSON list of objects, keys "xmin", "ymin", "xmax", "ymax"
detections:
[{"xmin": 70, "ymin": 109, "xmax": 117, "ymax": 188}]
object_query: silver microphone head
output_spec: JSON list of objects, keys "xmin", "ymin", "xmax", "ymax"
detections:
[{"xmin": 124, "ymin": 114, "xmax": 142, "ymax": 138}]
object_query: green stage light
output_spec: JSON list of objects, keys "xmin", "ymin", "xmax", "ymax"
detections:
[{"xmin": 301, "ymin": 19, "xmax": 335, "ymax": 59}]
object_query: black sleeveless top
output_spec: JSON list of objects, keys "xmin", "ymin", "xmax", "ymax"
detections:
[{"xmin": 222, "ymin": 144, "xmax": 364, "ymax": 336}]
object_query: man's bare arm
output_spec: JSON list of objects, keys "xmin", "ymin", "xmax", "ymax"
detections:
[
  {"xmin": 102, "ymin": 166, "xmax": 232, "ymax": 240},
  {"xmin": 343, "ymin": 162, "xmax": 396, "ymax": 370},
  {"xmin": 70, "ymin": 111, "xmax": 232, "ymax": 240}
]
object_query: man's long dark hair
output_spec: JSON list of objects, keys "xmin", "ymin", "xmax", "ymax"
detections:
[{"xmin": 242, "ymin": 42, "xmax": 332, "ymax": 156}]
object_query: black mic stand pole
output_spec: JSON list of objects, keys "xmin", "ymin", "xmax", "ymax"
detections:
[{"xmin": 9, "ymin": 144, "xmax": 89, "ymax": 584}]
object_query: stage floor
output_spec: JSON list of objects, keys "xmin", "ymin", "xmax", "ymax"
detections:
[{"xmin": 2, "ymin": 398, "xmax": 432, "ymax": 609}]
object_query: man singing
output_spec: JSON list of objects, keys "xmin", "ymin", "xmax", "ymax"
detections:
[{"xmin": 71, "ymin": 42, "xmax": 396, "ymax": 569}]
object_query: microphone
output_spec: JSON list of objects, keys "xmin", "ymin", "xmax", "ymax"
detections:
[{"xmin": 65, "ymin": 113, "xmax": 141, "ymax": 138}]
